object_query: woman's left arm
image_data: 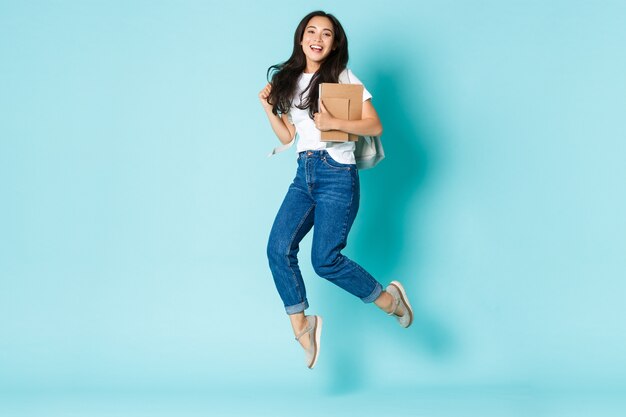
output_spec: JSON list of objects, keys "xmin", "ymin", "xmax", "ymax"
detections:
[{"xmin": 314, "ymin": 99, "xmax": 383, "ymax": 137}]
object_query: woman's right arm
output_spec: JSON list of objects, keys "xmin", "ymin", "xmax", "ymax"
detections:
[{"xmin": 259, "ymin": 83, "xmax": 296, "ymax": 145}]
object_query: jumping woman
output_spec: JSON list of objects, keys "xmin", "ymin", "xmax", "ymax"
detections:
[{"xmin": 259, "ymin": 10, "xmax": 413, "ymax": 369}]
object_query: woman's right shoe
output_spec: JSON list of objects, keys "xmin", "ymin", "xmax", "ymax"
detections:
[
  {"xmin": 295, "ymin": 315, "xmax": 323, "ymax": 369},
  {"xmin": 386, "ymin": 281, "xmax": 414, "ymax": 328}
]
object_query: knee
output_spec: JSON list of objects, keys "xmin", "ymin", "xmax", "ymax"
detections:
[
  {"xmin": 267, "ymin": 235, "xmax": 287, "ymax": 266},
  {"xmin": 312, "ymin": 263, "xmax": 331, "ymax": 278},
  {"xmin": 311, "ymin": 253, "xmax": 339, "ymax": 278}
]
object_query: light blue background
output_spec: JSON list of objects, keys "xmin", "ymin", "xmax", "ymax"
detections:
[{"xmin": 1, "ymin": 1, "xmax": 626, "ymax": 416}]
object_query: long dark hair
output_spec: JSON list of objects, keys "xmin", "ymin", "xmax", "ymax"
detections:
[{"xmin": 266, "ymin": 10, "xmax": 349, "ymax": 119}]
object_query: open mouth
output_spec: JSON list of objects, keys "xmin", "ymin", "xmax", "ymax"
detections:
[{"xmin": 310, "ymin": 45, "xmax": 323, "ymax": 53}]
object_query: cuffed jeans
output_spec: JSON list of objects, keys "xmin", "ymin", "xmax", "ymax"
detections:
[{"xmin": 267, "ymin": 150, "xmax": 383, "ymax": 314}]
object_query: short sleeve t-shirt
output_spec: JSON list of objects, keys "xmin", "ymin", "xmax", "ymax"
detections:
[{"xmin": 289, "ymin": 69, "xmax": 372, "ymax": 165}]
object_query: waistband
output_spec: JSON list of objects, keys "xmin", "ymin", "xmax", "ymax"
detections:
[{"xmin": 298, "ymin": 150, "xmax": 328, "ymax": 159}]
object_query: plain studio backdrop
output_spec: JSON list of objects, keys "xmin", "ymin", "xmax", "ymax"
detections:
[{"xmin": 1, "ymin": 1, "xmax": 625, "ymax": 416}]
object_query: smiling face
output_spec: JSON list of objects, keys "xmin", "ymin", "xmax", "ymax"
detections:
[{"xmin": 300, "ymin": 16, "xmax": 335, "ymax": 72}]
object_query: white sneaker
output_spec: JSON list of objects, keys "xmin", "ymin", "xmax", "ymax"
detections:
[
  {"xmin": 386, "ymin": 281, "xmax": 414, "ymax": 328},
  {"xmin": 294, "ymin": 315, "xmax": 323, "ymax": 369}
]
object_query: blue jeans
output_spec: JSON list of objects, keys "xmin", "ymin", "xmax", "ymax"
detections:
[{"xmin": 267, "ymin": 150, "xmax": 383, "ymax": 314}]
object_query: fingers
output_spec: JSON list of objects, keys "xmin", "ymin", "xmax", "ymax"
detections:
[
  {"xmin": 259, "ymin": 83, "xmax": 274, "ymax": 109},
  {"xmin": 259, "ymin": 83, "xmax": 272, "ymax": 99},
  {"xmin": 313, "ymin": 113, "xmax": 324, "ymax": 130},
  {"xmin": 314, "ymin": 109, "xmax": 334, "ymax": 131},
  {"xmin": 319, "ymin": 100, "xmax": 328, "ymax": 113}
]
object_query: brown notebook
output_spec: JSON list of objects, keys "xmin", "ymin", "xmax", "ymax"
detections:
[{"xmin": 319, "ymin": 83, "xmax": 364, "ymax": 142}]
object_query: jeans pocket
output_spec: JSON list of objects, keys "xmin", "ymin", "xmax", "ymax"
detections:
[{"xmin": 322, "ymin": 154, "xmax": 353, "ymax": 171}]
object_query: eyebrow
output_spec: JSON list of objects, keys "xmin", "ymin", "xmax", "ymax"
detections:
[{"xmin": 306, "ymin": 25, "xmax": 334, "ymax": 34}]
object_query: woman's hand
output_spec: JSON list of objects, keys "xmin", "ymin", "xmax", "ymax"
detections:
[
  {"xmin": 259, "ymin": 83, "xmax": 273, "ymax": 110},
  {"xmin": 313, "ymin": 102, "xmax": 337, "ymax": 131}
]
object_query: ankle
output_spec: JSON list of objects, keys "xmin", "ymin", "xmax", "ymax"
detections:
[
  {"xmin": 375, "ymin": 291, "xmax": 396, "ymax": 314},
  {"xmin": 291, "ymin": 314, "xmax": 309, "ymax": 337}
]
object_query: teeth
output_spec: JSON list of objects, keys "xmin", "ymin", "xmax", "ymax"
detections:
[{"xmin": 311, "ymin": 45, "xmax": 322, "ymax": 50}]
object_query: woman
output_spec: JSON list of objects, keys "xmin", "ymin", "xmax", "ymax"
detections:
[{"xmin": 259, "ymin": 10, "xmax": 413, "ymax": 369}]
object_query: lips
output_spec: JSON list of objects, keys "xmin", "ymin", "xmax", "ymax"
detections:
[{"xmin": 310, "ymin": 45, "xmax": 323, "ymax": 53}]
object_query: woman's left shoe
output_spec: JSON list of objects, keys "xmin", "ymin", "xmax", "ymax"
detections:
[
  {"xmin": 386, "ymin": 281, "xmax": 414, "ymax": 328},
  {"xmin": 295, "ymin": 315, "xmax": 323, "ymax": 369}
]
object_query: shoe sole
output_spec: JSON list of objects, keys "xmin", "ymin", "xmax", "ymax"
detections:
[
  {"xmin": 308, "ymin": 316, "xmax": 322, "ymax": 369},
  {"xmin": 390, "ymin": 281, "xmax": 414, "ymax": 328}
]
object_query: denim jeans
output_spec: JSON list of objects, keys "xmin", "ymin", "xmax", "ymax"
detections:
[{"xmin": 267, "ymin": 150, "xmax": 383, "ymax": 314}]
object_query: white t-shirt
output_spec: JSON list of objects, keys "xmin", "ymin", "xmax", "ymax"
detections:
[{"xmin": 288, "ymin": 69, "xmax": 372, "ymax": 165}]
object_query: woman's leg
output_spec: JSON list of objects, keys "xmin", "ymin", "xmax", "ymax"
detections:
[
  {"xmin": 309, "ymin": 153, "xmax": 411, "ymax": 322},
  {"xmin": 267, "ymin": 180, "xmax": 315, "ymax": 315},
  {"xmin": 268, "ymin": 183, "xmax": 321, "ymax": 351},
  {"xmin": 309, "ymin": 157, "xmax": 383, "ymax": 303}
]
